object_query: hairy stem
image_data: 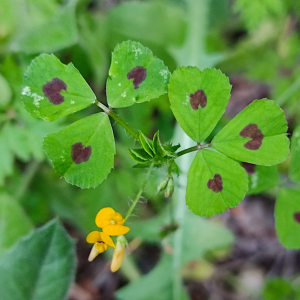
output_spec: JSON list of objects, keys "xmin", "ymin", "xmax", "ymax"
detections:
[
  {"xmin": 176, "ymin": 143, "xmax": 211, "ymax": 157},
  {"xmin": 124, "ymin": 161, "xmax": 154, "ymax": 221},
  {"xmin": 95, "ymin": 100, "xmax": 139, "ymax": 141}
]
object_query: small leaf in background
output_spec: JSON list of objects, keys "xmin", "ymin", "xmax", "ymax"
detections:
[
  {"xmin": 186, "ymin": 149, "xmax": 248, "ymax": 217},
  {"xmin": 10, "ymin": 3, "xmax": 78, "ymax": 54},
  {"xmin": 262, "ymin": 278, "xmax": 295, "ymax": 300},
  {"xmin": 168, "ymin": 67, "xmax": 231, "ymax": 142},
  {"xmin": 0, "ymin": 73, "xmax": 12, "ymax": 107},
  {"xmin": 43, "ymin": 113, "xmax": 115, "ymax": 189},
  {"xmin": 275, "ymin": 188, "xmax": 300, "ymax": 249},
  {"xmin": 22, "ymin": 53, "xmax": 96, "ymax": 121},
  {"xmin": 0, "ymin": 194, "xmax": 33, "ymax": 259},
  {"xmin": 106, "ymin": 41, "xmax": 170, "ymax": 108},
  {"xmin": 289, "ymin": 125, "xmax": 300, "ymax": 182},
  {"xmin": 212, "ymin": 99, "xmax": 289, "ymax": 165},
  {"xmin": 242, "ymin": 163, "xmax": 279, "ymax": 195},
  {"xmin": 0, "ymin": 220, "xmax": 76, "ymax": 300}
]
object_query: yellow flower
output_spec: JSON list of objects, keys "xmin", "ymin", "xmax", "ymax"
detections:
[
  {"xmin": 86, "ymin": 231, "xmax": 115, "ymax": 262},
  {"xmin": 111, "ymin": 235, "xmax": 127, "ymax": 272},
  {"xmin": 95, "ymin": 207, "xmax": 130, "ymax": 236}
]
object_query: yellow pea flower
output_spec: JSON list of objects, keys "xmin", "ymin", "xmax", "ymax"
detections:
[
  {"xmin": 111, "ymin": 235, "xmax": 127, "ymax": 272},
  {"xmin": 95, "ymin": 207, "xmax": 130, "ymax": 236},
  {"xmin": 86, "ymin": 231, "xmax": 116, "ymax": 262}
]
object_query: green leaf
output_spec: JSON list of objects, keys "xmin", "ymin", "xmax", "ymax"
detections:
[
  {"xmin": 11, "ymin": 3, "xmax": 78, "ymax": 54},
  {"xmin": 0, "ymin": 220, "xmax": 76, "ymax": 300},
  {"xmin": 290, "ymin": 125, "xmax": 300, "ymax": 182},
  {"xmin": 139, "ymin": 131, "xmax": 154, "ymax": 157},
  {"xmin": 152, "ymin": 131, "xmax": 167, "ymax": 157},
  {"xmin": 22, "ymin": 53, "xmax": 96, "ymax": 122},
  {"xmin": 212, "ymin": 99, "xmax": 289, "ymax": 165},
  {"xmin": 0, "ymin": 194, "xmax": 33, "ymax": 259},
  {"xmin": 262, "ymin": 278, "xmax": 294, "ymax": 300},
  {"xmin": 275, "ymin": 188, "xmax": 300, "ymax": 249},
  {"xmin": 128, "ymin": 148, "xmax": 152, "ymax": 163},
  {"xmin": 43, "ymin": 113, "xmax": 115, "ymax": 189},
  {"xmin": 168, "ymin": 67, "xmax": 231, "ymax": 142},
  {"xmin": 116, "ymin": 255, "xmax": 190, "ymax": 300},
  {"xmin": 186, "ymin": 149, "xmax": 248, "ymax": 217},
  {"xmin": 106, "ymin": 41, "xmax": 170, "ymax": 108},
  {"xmin": 241, "ymin": 163, "xmax": 279, "ymax": 195},
  {"xmin": 0, "ymin": 73, "xmax": 12, "ymax": 107}
]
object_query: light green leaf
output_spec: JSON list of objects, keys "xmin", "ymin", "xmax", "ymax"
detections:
[
  {"xmin": 0, "ymin": 194, "xmax": 33, "ymax": 259},
  {"xmin": 168, "ymin": 67, "xmax": 231, "ymax": 142},
  {"xmin": 241, "ymin": 163, "xmax": 279, "ymax": 195},
  {"xmin": 152, "ymin": 131, "xmax": 167, "ymax": 157},
  {"xmin": 275, "ymin": 188, "xmax": 300, "ymax": 249},
  {"xmin": 0, "ymin": 220, "xmax": 76, "ymax": 300},
  {"xmin": 139, "ymin": 131, "xmax": 154, "ymax": 157},
  {"xmin": 0, "ymin": 73, "xmax": 12, "ymax": 107},
  {"xmin": 22, "ymin": 54, "xmax": 96, "ymax": 121},
  {"xmin": 106, "ymin": 41, "xmax": 170, "ymax": 108},
  {"xmin": 11, "ymin": 3, "xmax": 78, "ymax": 54},
  {"xmin": 186, "ymin": 149, "xmax": 248, "ymax": 217},
  {"xmin": 116, "ymin": 255, "xmax": 190, "ymax": 300},
  {"xmin": 290, "ymin": 125, "xmax": 300, "ymax": 182},
  {"xmin": 212, "ymin": 99, "xmax": 289, "ymax": 165},
  {"xmin": 43, "ymin": 113, "xmax": 115, "ymax": 189}
]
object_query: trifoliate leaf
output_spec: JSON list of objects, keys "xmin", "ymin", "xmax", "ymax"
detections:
[
  {"xmin": 290, "ymin": 125, "xmax": 300, "ymax": 182},
  {"xmin": 106, "ymin": 41, "xmax": 170, "ymax": 108},
  {"xmin": 0, "ymin": 220, "xmax": 75, "ymax": 300},
  {"xmin": 22, "ymin": 54, "xmax": 96, "ymax": 121},
  {"xmin": 241, "ymin": 163, "xmax": 279, "ymax": 195},
  {"xmin": 0, "ymin": 194, "xmax": 33, "ymax": 259},
  {"xmin": 186, "ymin": 149, "xmax": 248, "ymax": 217},
  {"xmin": 275, "ymin": 188, "xmax": 300, "ymax": 249},
  {"xmin": 168, "ymin": 67, "xmax": 231, "ymax": 142},
  {"xmin": 212, "ymin": 99, "xmax": 289, "ymax": 165},
  {"xmin": 43, "ymin": 113, "xmax": 115, "ymax": 189}
]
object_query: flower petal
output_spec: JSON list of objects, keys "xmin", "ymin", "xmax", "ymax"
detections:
[
  {"xmin": 100, "ymin": 232, "xmax": 116, "ymax": 248},
  {"xmin": 95, "ymin": 207, "xmax": 116, "ymax": 228},
  {"xmin": 103, "ymin": 224, "xmax": 130, "ymax": 236},
  {"xmin": 95, "ymin": 242, "xmax": 108, "ymax": 253},
  {"xmin": 114, "ymin": 212, "xmax": 125, "ymax": 225},
  {"xmin": 86, "ymin": 231, "xmax": 101, "ymax": 244},
  {"xmin": 88, "ymin": 244, "xmax": 99, "ymax": 262}
]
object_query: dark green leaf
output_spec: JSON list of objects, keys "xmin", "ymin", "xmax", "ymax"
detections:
[{"xmin": 0, "ymin": 220, "xmax": 76, "ymax": 300}]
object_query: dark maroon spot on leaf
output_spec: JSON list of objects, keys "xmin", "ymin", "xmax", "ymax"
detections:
[
  {"xmin": 242, "ymin": 162, "xmax": 256, "ymax": 174},
  {"xmin": 43, "ymin": 78, "xmax": 67, "ymax": 105},
  {"xmin": 127, "ymin": 66, "xmax": 147, "ymax": 89},
  {"xmin": 294, "ymin": 212, "xmax": 300, "ymax": 224},
  {"xmin": 71, "ymin": 142, "xmax": 92, "ymax": 164},
  {"xmin": 207, "ymin": 174, "xmax": 223, "ymax": 193},
  {"xmin": 240, "ymin": 123, "xmax": 264, "ymax": 150},
  {"xmin": 190, "ymin": 89, "xmax": 207, "ymax": 110}
]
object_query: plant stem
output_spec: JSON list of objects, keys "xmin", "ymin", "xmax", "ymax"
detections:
[
  {"xmin": 95, "ymin": 100, "xmax": 139, "ymax": 141},
  {"xmin": 124, "ymin": 161, "xmax": 154, "ymax": 222},
  {"xmin": 176, "ymin": 143, "xmax": 211, "ymax": 157}
]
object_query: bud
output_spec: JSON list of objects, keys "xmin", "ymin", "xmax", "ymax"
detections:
[
  {"xmin": 164, "ymin": 176, "xmax": 174, "ymax": 198},
  {"xmin": 88, "ymin": 244, "xmax": 100, "ymax": 262},
  {"xmin": 155, "ymin": 177, "xmax": 169, "ymax": 194},
  {"xmin": 111, "ymin": 235, "xmax": 127, "ymax": 272}
]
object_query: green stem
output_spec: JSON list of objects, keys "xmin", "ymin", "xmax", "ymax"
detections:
[
  {"xmin": 176, "ymin": 143, "xmax": 211, "ymax": 157},
  {"xmin": 124, "ymin": 161, "xmax": 154, "ymax": 222},
  {"xmin": 276, "ymin": 75, "xmax": 300, "ymax": 106},
  {"xmin": 15, "ymin": 160, "xmax": 40, "ymax": 201},
  {"xmin": 95, "ymin": 100, "xmax": 139, "ymax": 141}
]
